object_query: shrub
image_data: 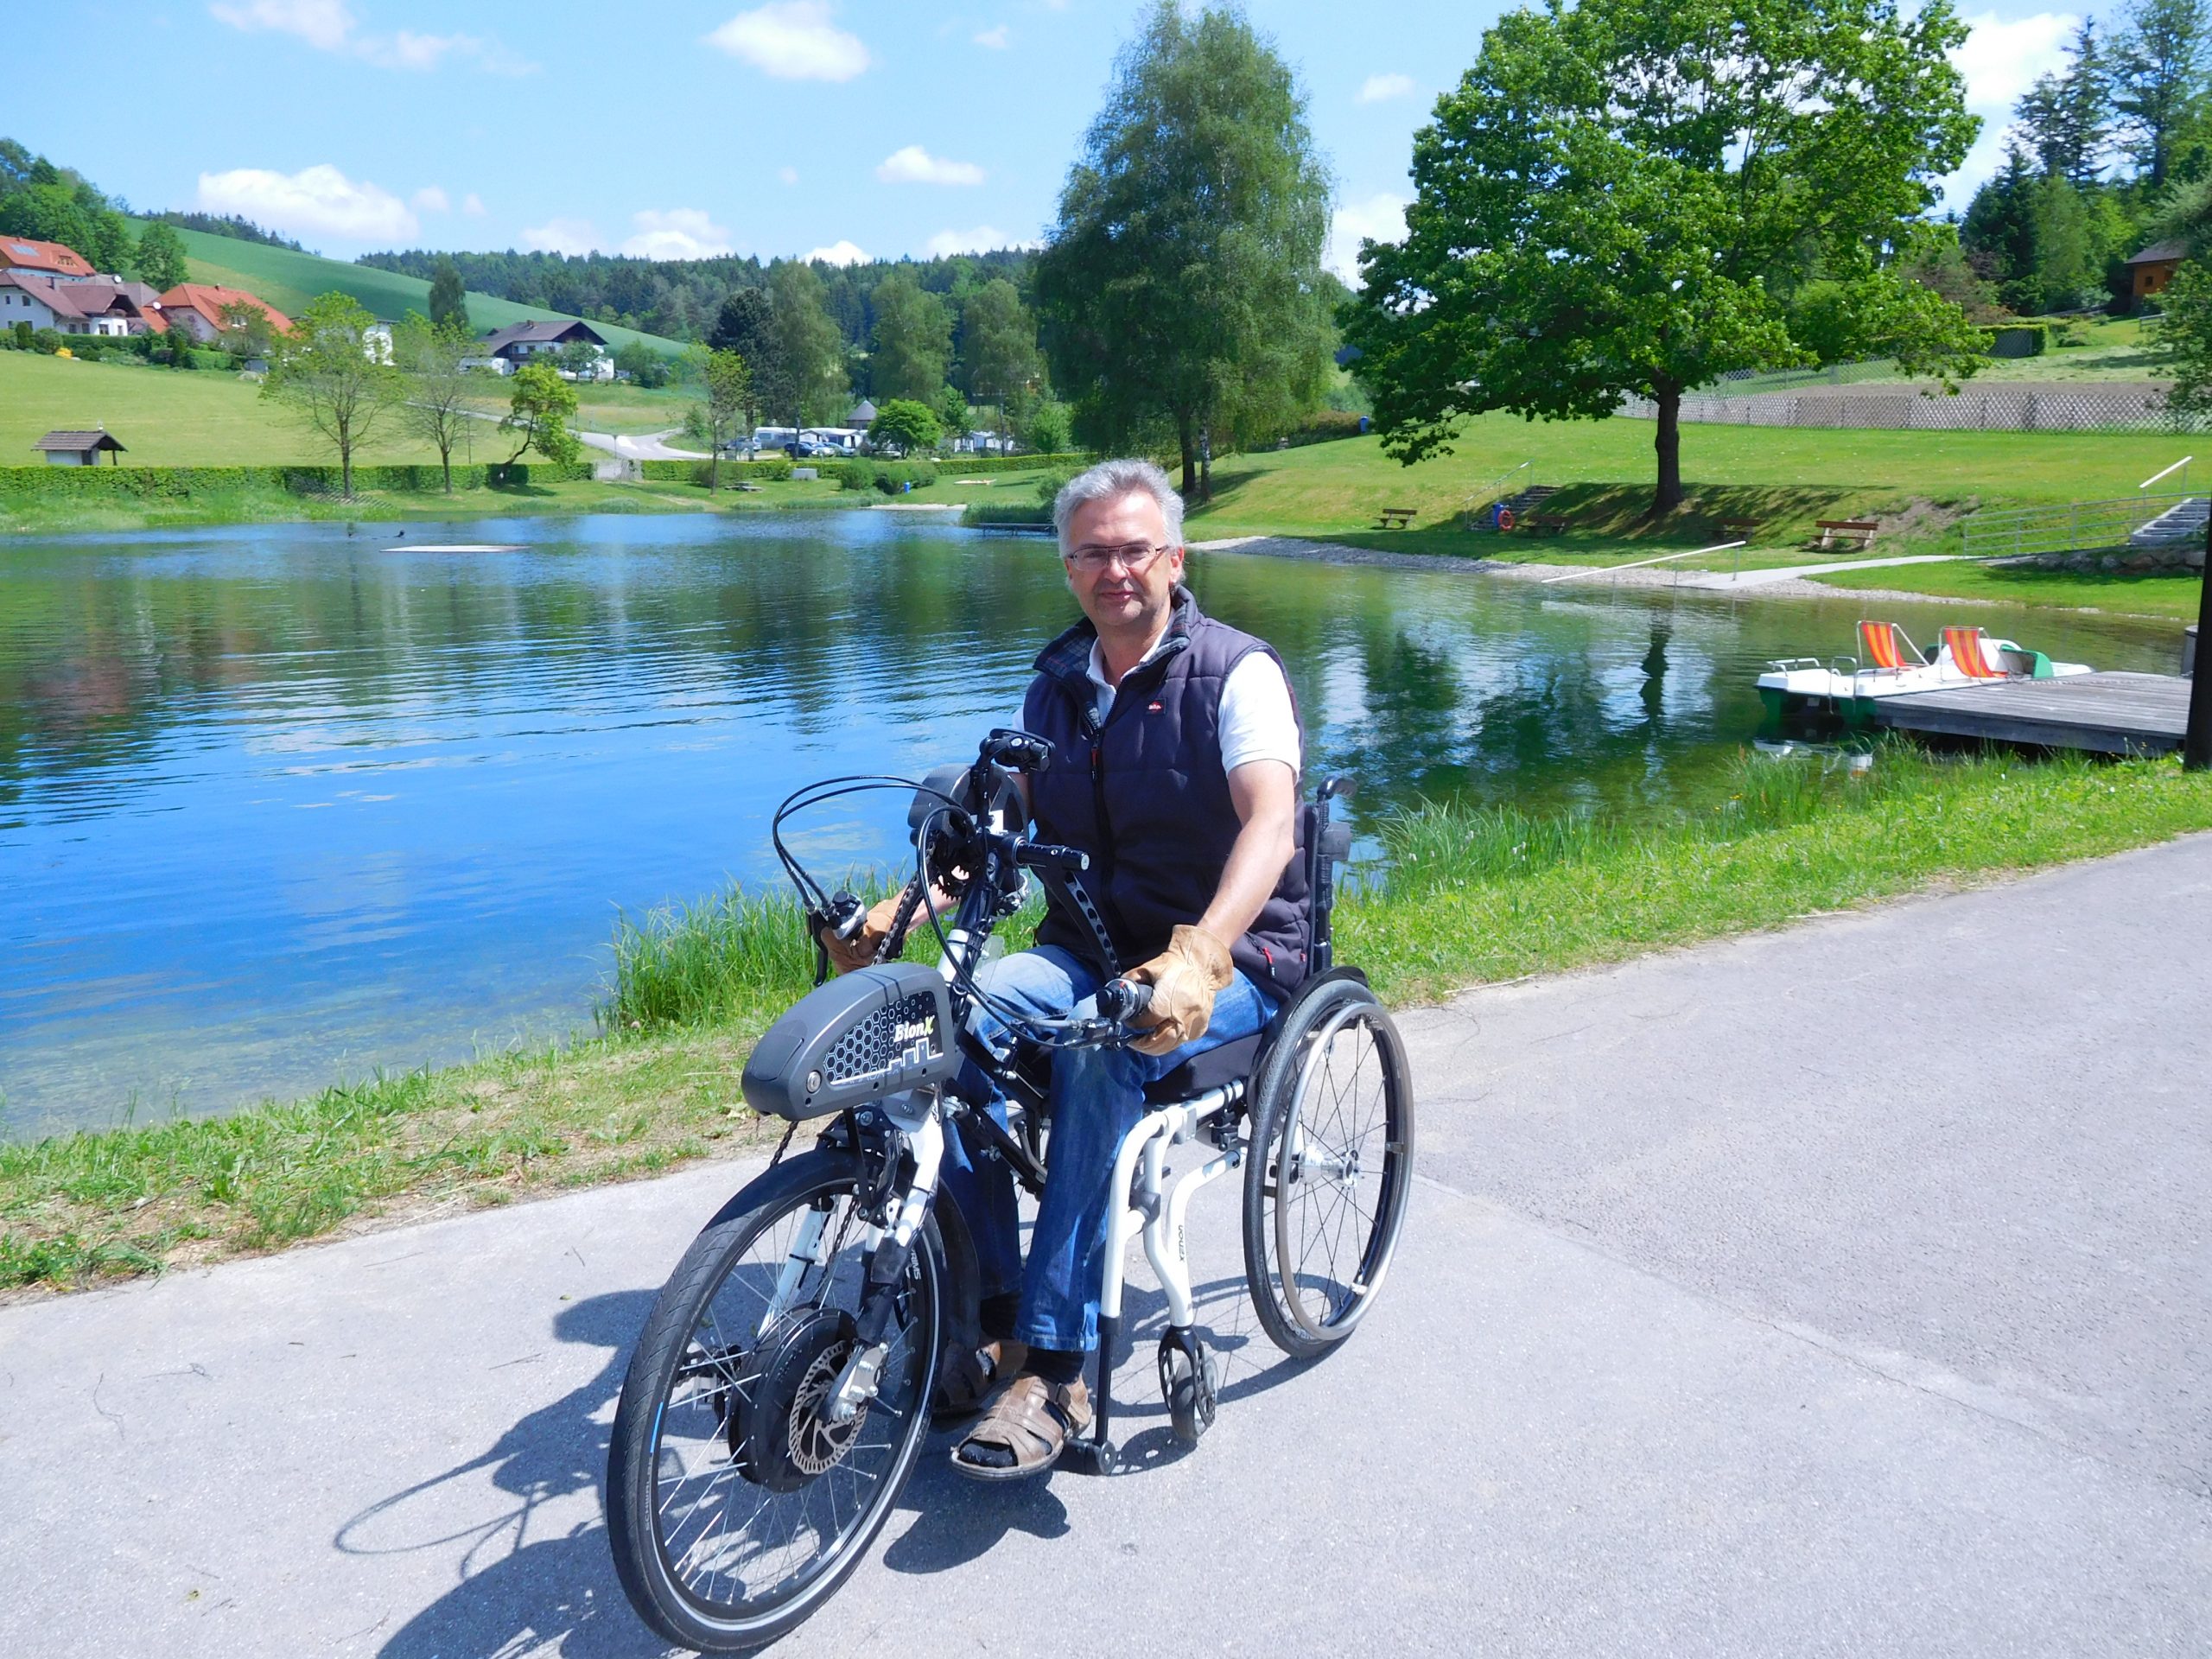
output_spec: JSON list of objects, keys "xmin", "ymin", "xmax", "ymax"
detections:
[
  {"xmin": 1282, "ymin": 410, "xmax": 1367, "ymax": 446},
  {"xmin": 1986, "ymin": 322, "xmax": 2049, "ymax": 358},
  {"xmin": 751, "ymin": 454, "xmax": 793, "ymax": 481},
  {"xmin": 30, "ymin": 327, "xmax": 63, "ymax": 354}
]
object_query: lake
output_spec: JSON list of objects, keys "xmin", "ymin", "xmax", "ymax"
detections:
[{"xmin": 0, "ymin": 511, "xmax": 2183, "ymax": 1139}]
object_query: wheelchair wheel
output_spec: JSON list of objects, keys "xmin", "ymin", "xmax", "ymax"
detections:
[{"xmin": 1240, "ymin": 975, "xmax": 1414, "ymax": 1361}]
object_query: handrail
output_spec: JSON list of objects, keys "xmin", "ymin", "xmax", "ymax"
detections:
[
  {"xmin": 2140, "ymin": 456, "xmax": 2192, "ymax": 490},
  {"xmin": 1462, "ymin": 459, "xmax": 1532, "ymax": 522},
  {"xmin": 1537, "ymin": 540, "xmax": 1744, "ymax": 584}
]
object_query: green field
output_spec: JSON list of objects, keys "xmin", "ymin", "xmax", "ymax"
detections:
[
  {"xmin": 161, "ymin": 225, "xmax": 684, "ymax": 356},
  {"xmin": 0, "ymin": 347, "xmax": 443, "ymax": 466}
]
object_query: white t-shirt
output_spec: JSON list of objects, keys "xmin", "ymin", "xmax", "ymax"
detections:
[{"xmin": 1017, "ymin": 634, "xmax": 1302, "ymax": 778}]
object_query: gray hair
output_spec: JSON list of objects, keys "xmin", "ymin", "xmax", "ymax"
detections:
[{"xmin": 1052, "ymin": 457, "xmax": 1185, "ymax": 554}]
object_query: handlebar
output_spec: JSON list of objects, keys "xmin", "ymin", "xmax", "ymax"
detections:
[
  {"xmin": 1013, "ymin": 840, "xmax": 1089, "ymax": 874},
  {"xmin": 1094, "ymin": 976, "xmax": 1152, "ymax": 1022}
]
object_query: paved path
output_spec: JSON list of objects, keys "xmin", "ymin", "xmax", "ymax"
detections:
[
  {"xmin": 576, "ymin": 429, "xmax": 704, "ymax": 462},
  {"xmin": 5, "ymin": 840, "xmax": 2209, "ymax": 1656}
]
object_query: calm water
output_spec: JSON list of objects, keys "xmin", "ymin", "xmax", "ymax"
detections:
[{"xmin": 0, "ymin": 512, "xmax": 2183, "ymax": 1138}]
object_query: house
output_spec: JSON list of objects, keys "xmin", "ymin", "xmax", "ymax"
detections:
[
  {"xmin": 3, "ymin": 238, "xmax": 97, "ymax": 282},
  {"xmin": 480, "ymin": 319, "xmax": 612, "ymax": 379},
  {"xmin": 34, "ymin": 429, "xmax": 127, "ymax": 466},
  {"xmin": 363, "ymin": 321, "xmax": 394, "ymax": 364},
  {"xmin": 2127, "ymin": 240, "xmax": 2185, "ymax": 303},
  {"xmin": 846, "ymin": 399, "xmax": 879, "ymax": 429},
  {"xmin": 156, "ymin": 283, "xmax": 293, "ymax": 344},
  {"xmin": 0, "ymin": 273, "xmax": 161, "ymax": 336}
]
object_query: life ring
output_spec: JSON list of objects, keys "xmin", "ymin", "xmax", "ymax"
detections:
[{"xmin": 1495, "ymin": 506, "xmax": 1516, "ymax": 532}]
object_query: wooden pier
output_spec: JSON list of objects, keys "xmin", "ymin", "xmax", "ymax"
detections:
[{"xmin": 1867, "ymin": 671, "xmax": 2192, "ymax": 755}]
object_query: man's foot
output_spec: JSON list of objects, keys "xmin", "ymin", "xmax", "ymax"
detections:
[
  {"xmin": 931, "ymin": 1337, "xmax": 1027, "ymax": 1424},
  {"xmin": 949, "ymin": 1373, "xmax": 1092, "ymax": 1482}
]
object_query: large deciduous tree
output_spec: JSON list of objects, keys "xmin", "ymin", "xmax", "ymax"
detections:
[
  {"xmin": 868, "ymin": 270, "xmax": 953, "ymax": 401},
  {"xmin": 263, "ymin": 291, "xmax": 403, "ymax": 499},
  {"xmin": 133, "ymin": 220, "xmax": 190, "ymax": 291},
  {"xmin": 709, "ymin": 287, "xmax": 777, "ymax": 446},
  {"xmin": 701, "ymin": 348, "xmax": 752, "ymax": 491},
  {"xmin": 1344, "ymin": 0, "xmax": 1986, "ymax": 518},
  {"xmin": 959, "ymin": 276, "xmax": 1042, "ymax": 438},
  {"xmin": 395, "ymin": 311, "xmax": 481, "ymax": 493},
  {"xmin": 768, "ymin": 261, "xmax": 850, "ymax": 427},
  {"xmin": 502, "ymin": 362, "xmax": 582, "ymax": 466},
  {"xmin": 427, "ymin": 256, "xmax": 471, "ymax": 334},
  {"xmin": 1034, "ymin": 2, "xmax": 1334, "ymax": 498}
]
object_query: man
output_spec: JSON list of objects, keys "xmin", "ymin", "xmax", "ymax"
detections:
[{"xmin": 823, "ymin": 456, "xmax": 1306, "ymax": 1480}]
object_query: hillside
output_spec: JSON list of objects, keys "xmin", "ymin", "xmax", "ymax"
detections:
[{"xmin": 156, "ymin": 225, "xmax": 685, "ymax": 355}]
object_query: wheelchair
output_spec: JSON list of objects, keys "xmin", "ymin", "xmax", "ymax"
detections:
[{"xmin": 604, "ymin": 731, "xmax": 1415, "ymax": 1652}]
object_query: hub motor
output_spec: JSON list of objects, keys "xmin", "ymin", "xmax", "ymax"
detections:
[{"xmin": 728, "ymin": 1308, "xmax": 869, "ymax": 1492}]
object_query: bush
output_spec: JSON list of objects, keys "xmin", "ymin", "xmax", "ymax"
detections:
[
  {"xmin": 30, "ymin": 328, "xmax": 63, "ymax": 354},
  {"xmin": 637, "ymin": 457, "xmax": 804, "ymax": 486},
  {"xmin": 1021, "ymin": 398, "xmax": 1075, "ymax": 455},
  {"xmin": 0, "ymin": 461, "xmax": 594, "ymax": 505},
  {"xmin": 1282, "ymin": 410, "xmax": 1367, "ymax": 446},
  {"xmin": 1986, "ymin": 322, "xmax": 2049, "ymax": 358},
  {"xmin": 837, "ymin": 460, "xmax": 940, "ymax": 493},
  {"xmin": 751, "ymin": 454, "xmax": 793, "ymax": 481}
]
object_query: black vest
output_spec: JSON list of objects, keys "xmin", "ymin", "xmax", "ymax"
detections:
[{"xmin": 1020, "ymin": 587, "xmax": 1311, "ymax": 996}]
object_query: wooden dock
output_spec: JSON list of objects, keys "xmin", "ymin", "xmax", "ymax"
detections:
[{"xmin": 1867, "ymin": 671, "xmax": 2192, "ymax": 755}]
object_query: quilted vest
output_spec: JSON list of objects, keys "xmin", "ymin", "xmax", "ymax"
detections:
[{"xmin": 1020, "ymin": 587, "xmax": 1310, "ymax": 996}]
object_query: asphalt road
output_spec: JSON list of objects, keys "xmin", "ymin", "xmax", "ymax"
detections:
[{"xmin": 4, "ymin": 837, "xmax": 2208, "ymax": 1657}]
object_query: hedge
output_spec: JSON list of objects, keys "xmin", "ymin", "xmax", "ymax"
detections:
[
  {"xmin": 1281, "ymin": 410, "xmax": 1369, "ymax": 446},
  {"xmin": 637, "ymin": 458, "xmax": 802, "ymax": 485},
  {"xmin": 1987, "ymin": 323, "xmax": 2049, "ymax": 359},
  {"xmin": 838, "ymin": 460, "xmax": 940, "ymax": 493},
  {"xmin": 940, "ymin": 451, "xmax": 1090, "ymax": 474},
  {"xmin": 0, "ymin": 461, "xmax": 594, "ymax": 502}
]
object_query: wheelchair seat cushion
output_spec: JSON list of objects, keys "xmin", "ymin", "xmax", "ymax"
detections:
[{"xmin": 1143, "ymin": 1032, "xmax": 1262, "ymax": 1103}]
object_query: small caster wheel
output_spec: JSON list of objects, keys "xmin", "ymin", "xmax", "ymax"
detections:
[
  {"xmin": 1159, "ymin": 1330, "xmax": 1218, "ymax": 1447},
  {"xmin": 1061, "ymin": 1436, "xmax": 1118, "ymax": 1476}
]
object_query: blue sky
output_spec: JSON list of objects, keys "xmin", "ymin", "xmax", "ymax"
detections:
[{"xmin": 10, "ymin": 1, "xmax": 2091, "ymax": 276}]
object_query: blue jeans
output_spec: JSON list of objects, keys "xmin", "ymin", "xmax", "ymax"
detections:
[{"xmin": 937, "ymin": 944, "xmax": 1277, "ymax": 1356}]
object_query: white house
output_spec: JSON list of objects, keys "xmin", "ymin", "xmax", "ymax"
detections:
[
  {"xmin": 479, "ymin": 319, "xmax": 613, "ymax": 380},
  {"xmin": 0, "ymin": 273, "xmax": 155, "ymax": 336}
]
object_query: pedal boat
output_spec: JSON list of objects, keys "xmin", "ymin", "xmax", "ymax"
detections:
[{"xmin": 1758, "ymin": 622, "xmax": 2093, "ymax": 728}]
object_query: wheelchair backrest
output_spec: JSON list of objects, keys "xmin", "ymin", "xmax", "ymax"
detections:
[{"xmin": 1301, "ymin": 777, "xmax": 1356, "ymax": 976}]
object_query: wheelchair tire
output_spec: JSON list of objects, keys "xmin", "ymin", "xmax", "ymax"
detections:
[{"xmin": 1240, "ymin": 975, "xmax": 1414, "ymax": 1361}]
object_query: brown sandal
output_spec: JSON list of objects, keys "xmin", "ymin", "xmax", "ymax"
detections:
[
  {"xmin": 950, "ymin": 1373, "xmax": 1092, "ymax": 1482},
  {"xmin": 932, "ymin": 1337, "xmax": 1027, "ymax": 1423}
]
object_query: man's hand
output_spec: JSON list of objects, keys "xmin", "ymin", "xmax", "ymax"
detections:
[
  {"xmin": 1128, "ymin": 925, "xmax": 1233, "ymax": 1056},
  {"xmin": 821, "ymin": 897, "xmax": 903, "ymax": 975}
]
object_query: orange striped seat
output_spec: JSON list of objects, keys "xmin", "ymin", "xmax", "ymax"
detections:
[
  {"xmin": 1858, "ymin": 620, "xmax": 1921, "ymax": 672},
  {"xmin": 1942, "ymin": 626, "xmax": 2004, "ymax": 679}
]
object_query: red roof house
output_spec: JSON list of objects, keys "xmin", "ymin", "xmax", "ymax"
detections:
[
  {"xmin": 156, "ymin": 283, "xmax": 293, "ymax": 343},
  {"xmin": 2, "ymin": 237, "xmax": 98, "ymax": 280}
]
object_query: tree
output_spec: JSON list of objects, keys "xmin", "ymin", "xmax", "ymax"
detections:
[
  {"xmin": 1036, "ymin": 4, "xmax": 1333, "ymax": 498},
  {"xmin": 1344, "ymin": 0, "xmax": 1986, "ymax": 518},
  {"xmin": 1020, "ymin": 397, "xmax": 1075, "ymax": 455},
  {"xmin": 701, "ymin": 348, "xmax": 752, "ymax": 491},
  {"xmin": 869, "ymin": 398, "xmax": 943, "ymax": 454},
  {"xmin": 959, "ymin": 276, "xmax": 1042, "ymax": 438},
  {"xmin": 428, "ymin": 256, "xmax": 470, "ymax": 334},
  {"xmin": 556, "ymin": 337, "xmax": 605, "ymax": 381},
  {"xmin": 613, "ymin": 340, "xmax": 671, "ymax": 388},
  {"xmin": 501, "ymin": 362, "xmax": 582, "ymax": 465},
  {"xmin": 935, "ymin": 384, "xmax": 971, "ymax": 448},
  {"xmin": 263, "ymin": 291, "xmax": 403, "ymax": 498},
  {"xmin": 216, "ymin": 299, "xmax": 276, "ymax": 360},
  {"xmin": 2157, "ymin": 257, "xmax": 2212, "ymax": 424},
  {"xmin": 396, "ymin": 311, "xmax": 481, "ymax": 493},
  {"xmin": 869, "ymin": 270, "xmax": 953, "ymax": 400},
  {"xmin": 134, "ymin": 220, "xmax": 189, "ymax": 291},
  {"xmin": 2016, "ymin": 23, "xmax": 2113, "ymax": 187},
  {"xmin": 709, "ymin": 286, "xmax": 778, "ymax": 445},
  {"xmin": 2113, "ymin": 0, "xmax": 2211, "ymax": 187},
  {"xmin": 767, "ymin": 261, "xmax": 849, "ymax": 425}
]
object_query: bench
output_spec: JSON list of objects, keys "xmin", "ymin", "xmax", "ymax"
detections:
[
  {"xmin": 1526, "ymin": 512, "xmax": 1569, "ymax": 536},
  {"xmin": 1376, "ymin": 505, "xmax": 1417, "ymax": 530},
  {"xmin": 1718, "ymin": 518, "xmax": 1762, "ymax": 538},
  {"xmin": 1814, "ymin": 518, "xmax": 1878, "ymax": 551}
]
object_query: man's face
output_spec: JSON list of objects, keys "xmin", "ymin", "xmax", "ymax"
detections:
[{"xmin": 1063, "ymin": 490, "xmax": 1185, "ymax": 636}]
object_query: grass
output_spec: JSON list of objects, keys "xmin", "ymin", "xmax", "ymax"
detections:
[
  {"xmin": 1808, "ymin": 555, "xmax": 2208, "ymax": 620},
  {"xmin": 8, "ymin": 743, "xmax": 2211, "ymax": 1297},
  {"xmin": 164, "ymin": 224, "xmax": 684, "ymax": 356}
]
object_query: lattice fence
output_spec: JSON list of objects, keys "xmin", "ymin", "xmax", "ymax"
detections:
[{"xmin": 1618, "ymin": 386, "xmax": 2206, "ymax": 432}]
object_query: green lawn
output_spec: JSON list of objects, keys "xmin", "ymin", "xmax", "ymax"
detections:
[
  {"xmin": 0, "ymin": 347, "xmax": 444, "ymax": 467},
  {"xmin": 571, "ymin": 382, "xmax": 701, "ymax": 435},
  {"xmin": 164, "ymin": 225, "xmax": 683, "ymax": 355}
]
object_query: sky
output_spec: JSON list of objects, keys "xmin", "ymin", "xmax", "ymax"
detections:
[{"xmin": 7, "ymin": 1, "xmax": 2095, "ymax": 280}]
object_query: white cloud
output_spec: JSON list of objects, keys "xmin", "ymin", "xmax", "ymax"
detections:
[
  {"xmin": 1327, "ymin": 192, "xmax": 1407, "ymax": 281},
  {"xmin": 208, "ymin": 0, "xmax": 353, "ymax": 50},
  {"xmin": 706, "ymin": 1, "xmax": 868, "ymax": 81},
  {"xmin": 876, "ymin": 145, "xmax": 985, "ymax": 186},
  {"xmin": 805, "ymin": 239, "xmax": 869, "ymax": 265},
  {"xmin": 974, "ymin": 24, "xmax": 1009, "ymax": 48},
  {"xmin": 372, "ymin": 29, "xmax": 477, "ymax": 68},
  {"xmin": 521, "ymin": 217, "xmax": 601, "ymax": 256},
  {"xmin": 197, "ymin": 163, "xmax": 418, "ymax": 242},
  {"xmin": 1936, "ymin": 10, "xmax": 2079, "ymax": 204},
  {"xmin": 1357, "ymin": 73, "xmax": 1415, "ymax": 103},
  {"xmin": 621, "ymin": 208, "xmax": 736, "ymax": 260},
  {"xmin": 461, "ymin": 192, "xmax": 486, "ymax": 216},
  {"xmin": 779, "ymin": 166, "xmax": 799, "ymax": 186},
  {"xmin": 411, "ymin": 185, "xmax": 450, "ymax": 213},
  {"xmin": 924, "ymin": 226, "xmax": 1037, "ymax": 256}
]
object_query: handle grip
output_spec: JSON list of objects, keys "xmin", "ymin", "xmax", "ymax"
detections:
[
  {"xmin": 827, "ymin": 891, "xmax": 868, "ymax": 941},
  {"xmin": 1014, "ymin": 840, "xmax": 1090, "ymax": 874},
  {"xmin": 1096, "ymin": 976, "xmax": 1153, "ymax": 1022}
]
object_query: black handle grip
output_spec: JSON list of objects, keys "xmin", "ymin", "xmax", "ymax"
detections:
[
  {"xmin": 828, "ymin": 891, "xmax": 868, "ymax": 941},
  {"xmin": 1096, "ymin": 977, "xmax": 1153, "ymax": 1022},
  {"xmin": 1014, "ymin": 840, "xmax": 1089, "ymax": 874}
]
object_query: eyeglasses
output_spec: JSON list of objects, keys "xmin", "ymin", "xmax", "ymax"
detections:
[{"xmin": 1065, "ymin": 541, "xmax": 1171, "ymax": 574}]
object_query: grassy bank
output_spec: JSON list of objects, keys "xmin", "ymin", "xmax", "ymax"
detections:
[{"xmin": 8, "ymin": 745, "xmax": 2210, "ymax": 1297}]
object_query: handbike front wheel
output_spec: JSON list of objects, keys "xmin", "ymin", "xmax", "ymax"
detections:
[
  {"xmin": 606, "ymin": 1149, "xmax": 940, "ymax": 1652},
  {"xmin": 1241, "ymin": 976, "xmax": 1414, "ymax": 1361}
]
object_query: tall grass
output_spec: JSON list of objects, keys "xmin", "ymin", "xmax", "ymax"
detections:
[{"xmin": 605, "ymin": 883, "xmax": 818, "ymax": 1031}]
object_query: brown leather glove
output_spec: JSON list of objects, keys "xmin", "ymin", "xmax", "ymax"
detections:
[
  {"xmin": 1128, "ymin": 925, "xmax": 1234, "ymax": 1057},
  {"xmin": 821, "ymin": 897, "xmax": 903, "ymax": 975}
]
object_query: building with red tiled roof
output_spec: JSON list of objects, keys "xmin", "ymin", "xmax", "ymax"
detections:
[
  {"xmin": 2, "ymin": 237, "xmax": 98, "ymax": 281},
  {"xmin": 1, "ymin": 273, "xmax": 163, "ymax": 336},
  {"xmin": 156, "ymin": 283, "xmax": 293, "ymax": 343}
]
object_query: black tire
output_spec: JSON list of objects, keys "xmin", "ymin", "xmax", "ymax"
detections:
[
  {"xmin": 1240, "ymin": 976, "xmax": 1415, "ymax": 1362},
  {"xmin": 606, "ymin": 1150, "xmax": 940, "ymax": 1652}
]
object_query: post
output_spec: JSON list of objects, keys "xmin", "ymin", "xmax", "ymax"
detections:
[{"xmin": 2187, "ymin": 504, "xmax": 2212, "ymax": 771}]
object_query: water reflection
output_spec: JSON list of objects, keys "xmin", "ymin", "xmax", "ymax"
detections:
[{"xmin": 0, "ymin": 513, "xmax": 2181, "ymax": 1136}]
